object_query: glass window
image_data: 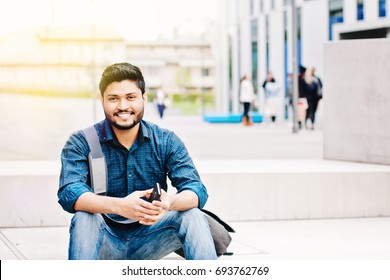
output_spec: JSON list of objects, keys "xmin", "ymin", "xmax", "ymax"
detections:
[
  {"xmin": 251, "ymin": 19, "xmax": 258, "ymax": 41},
  {"xmin": 357, "ymin": 0, "xmax": 364, "ymax": 20},
  {"xmin": 251, "ymin": 17, "xmax": 258, "ymax": 94},
  {"xmin": 329, "ymin": 0, "xmax": 344, "ymax": 40},
  {"xmin": 379, "ymin": 0, "xmax": 386, "ymax": 17},
  {"xmin": 201, "ymin": 68, "xmax": 210, "ymax": 77}
]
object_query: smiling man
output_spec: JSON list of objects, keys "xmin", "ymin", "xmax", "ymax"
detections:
[{"xmin": 58, "ymin": 62, "xmax": 216, "ymax": 260}]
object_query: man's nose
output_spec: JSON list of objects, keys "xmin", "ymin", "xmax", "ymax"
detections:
[{"xmin": 117, "ymin": 98, "xmax": 129, "ymax": 110}]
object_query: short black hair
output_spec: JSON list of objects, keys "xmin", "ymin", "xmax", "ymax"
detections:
[{"xmin": 99, "ymin": 62, "xmax": 145, "ymax": 96}]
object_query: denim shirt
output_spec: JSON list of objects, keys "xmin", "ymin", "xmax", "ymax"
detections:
[{"xmin": 58, "ymin": 119, "xmax": 208, "ymax": 218}]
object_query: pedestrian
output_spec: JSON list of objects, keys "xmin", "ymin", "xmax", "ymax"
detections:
[
  {"xmin": 297, "ymin": 65, "xmax": 308, "ymax": 129},
  {"xmin": 239, "ymin": 74, "xmax": 256, "ymax": 126},
  {"xmin": 58, "ymin": 62, "xmax": 216, "ymax": 260},
  {"xmin": 304, "ymin": 66, "xmax": 322, "ymax": 130},
  {"xmin": 262, "ymin": 71, "xmax": 283, "ymax": 123},
  {"xmin": 286, "ymin": 73, "xmax": 293, "ymax": 120},
  {"xmin": 156, "ymin": 87, "xmax": 168, "ymax": 119}
]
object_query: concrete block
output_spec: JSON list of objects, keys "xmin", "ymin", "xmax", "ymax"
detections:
[
  {"xmin": 324, "ymin": 39, "xmax": 390, "ymax": 165},
  {"xmin": 197, "ymin": 160, "xmax": 390, "ymax": 221},
  {"xmin": 1, "ymin": 160, "xmax": 390, "ymax": 227}
]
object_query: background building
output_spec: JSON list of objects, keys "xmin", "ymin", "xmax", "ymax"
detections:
[
  {"xmin": 220, "ymin": 0, "xmax": 390, "ymax": 117},
  {"xmin": 0, "ymin": 25, "xmax": 124, "ymax": 97},
  {"xmin": 126, "ymin": 39, "xmax": 214, "ymax": 94},
  {"xmin": 0, "ymin": 25, "xmax": 216, "ymax": 103}
]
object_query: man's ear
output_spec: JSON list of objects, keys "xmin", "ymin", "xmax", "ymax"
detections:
[
  {"xmin": 143, "ymin": 92, "xmax": 148, "ymax": 104},
  {"xmin": 99, "ymin": 95, "xmax": 104, "ymax": 106}
]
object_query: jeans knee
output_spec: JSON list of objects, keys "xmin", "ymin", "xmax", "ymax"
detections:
[
  {"xmin": 71, "ymin": 211, "xmax": 104, "ymax": 232},
  {"xmin": 179, "ymin": 208, "xmax": 207, "ymax": 226}
]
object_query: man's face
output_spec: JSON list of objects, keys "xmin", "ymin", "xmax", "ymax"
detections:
[{"xmin": 101, "ymin": 80, "xmax": 146, "ymax": 131}]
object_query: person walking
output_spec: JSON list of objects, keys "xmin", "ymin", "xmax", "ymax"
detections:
[
  {"xmin": 297, "ymin": 65, "xmax": 308, "ymax": 129},
  {"xmin": 58, "ymin": 62, "xmax": 216, "ymax": 260},
  {"xmin": 304, "ymin": 67, "xmax": 322, "ymax": 130},
  {"xmin": 156, "ymin": 87, "xmax": 168, "ymax": 119},
  {"xmin": 239, "ymin": 74, "xmax": 256, "ymax": 126},
  {"xmin": 262, "ymin": 71, "xmax": 283, "ymax": 123}
]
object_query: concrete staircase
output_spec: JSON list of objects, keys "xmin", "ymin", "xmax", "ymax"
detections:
[{"xmin": 1, "ymin": 159, "xmax": 390, "ymax": 227}]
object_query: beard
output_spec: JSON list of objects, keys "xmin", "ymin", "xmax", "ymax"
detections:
[{"xmin": 106, "ymin": 108, "xmax": 144, "ymax": 130}]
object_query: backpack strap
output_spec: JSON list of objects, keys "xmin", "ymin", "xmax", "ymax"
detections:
[
  {"xmin": 82, "ymin": 125, "xmax": 137, "ymax": 224},
  {"xmin": 83, "ymin": 125, "xmax": 107, "ymax": 195}
]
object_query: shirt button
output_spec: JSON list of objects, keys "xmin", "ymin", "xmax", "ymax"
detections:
[{"xmin": 128, "ymin": 174, "xmax": 132, "ymax": 177}]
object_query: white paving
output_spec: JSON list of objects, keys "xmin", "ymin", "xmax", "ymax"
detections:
[{"xmin": 2, "ymin": 217, "xmax": 390, "ymax": 260}]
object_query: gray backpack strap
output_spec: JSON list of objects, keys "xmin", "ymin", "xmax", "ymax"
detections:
[
  {"xmin": 83, "ymin": 126, "xmax": 107, "ymax": 195},
  {"xmin": 83, "ymin": 125, "xmax": 137, "ymax": 225}
]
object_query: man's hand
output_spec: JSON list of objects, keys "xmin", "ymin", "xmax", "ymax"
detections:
[
  {"xmin": 116, "ymin": 190, "xmax": 163, "ymax": 222},
  {"xmin": 139, "ymin": 189, "xmax": 171, "ymax": 225}
]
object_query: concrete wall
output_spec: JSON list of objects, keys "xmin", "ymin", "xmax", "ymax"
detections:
[
  {"xmin": 323, "ymin": 39, "xmax": 390, "ymax": 165},
  {"xmin": 2, "ymin": 160, "xmax": 390, "ymax": 227}
]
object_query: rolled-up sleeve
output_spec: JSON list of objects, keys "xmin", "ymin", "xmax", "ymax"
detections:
[
  {"xmin": 58, "ymin": 132, "xmax": 93, "ymax": 213},
  {"xmin": 165, "ymin": 132, "xmax": 208, "ymax": 208}
]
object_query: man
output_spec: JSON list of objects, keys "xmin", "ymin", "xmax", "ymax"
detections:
[{"xmin": 58, "ymin": 62, "xmax": 216, "ymax": 260}]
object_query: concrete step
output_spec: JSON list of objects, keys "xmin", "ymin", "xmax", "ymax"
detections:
[
  {"xmin": 1, "ymin": 160, "xmax": 390, "ymax": 227},
  {"xmin": 197, "ymin": 160, "xmax": 390, "ymax": 221}
]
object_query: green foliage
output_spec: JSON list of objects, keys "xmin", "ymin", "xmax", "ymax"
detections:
[{"xmin": 170, "ymin": 91, "xmax": 214, "ymax": 115}]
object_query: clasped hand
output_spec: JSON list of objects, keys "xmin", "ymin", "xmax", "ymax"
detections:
[{"xmin": 117, "ymin": 188, "xmax": 170, "ymax": 226}]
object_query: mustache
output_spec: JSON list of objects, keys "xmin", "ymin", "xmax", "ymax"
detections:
[{"xmin": 114, "ymin": 110, "xmax": 135, "ymax": 116}]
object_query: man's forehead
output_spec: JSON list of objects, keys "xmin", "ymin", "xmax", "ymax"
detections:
[{"xmin": 104, "ymin": 80, "xmax": 142, "ymax": 95}]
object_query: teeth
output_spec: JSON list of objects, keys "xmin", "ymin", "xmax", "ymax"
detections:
[{"xmin": 117, "ymin": 113, "xmax": 131, "ymax": 118}]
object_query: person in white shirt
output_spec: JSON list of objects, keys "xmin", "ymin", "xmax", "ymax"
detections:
[{"xmin": 239, "ymin": 74, "xmax": 256, "ymax": 126}]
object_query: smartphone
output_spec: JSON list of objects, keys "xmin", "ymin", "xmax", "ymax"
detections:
[{"xmin": 147, "ymin": 183, "xmax": 161, "ymax": 202}]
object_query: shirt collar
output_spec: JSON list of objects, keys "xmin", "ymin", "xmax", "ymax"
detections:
[{"xmin": 100, "ymin": 119, "xmax": 150, "ymax": 143}]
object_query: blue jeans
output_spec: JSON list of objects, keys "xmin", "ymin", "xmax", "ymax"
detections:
[{"xmin": 68, "ymin": 208, "xmax": 217, "ymax": 260}]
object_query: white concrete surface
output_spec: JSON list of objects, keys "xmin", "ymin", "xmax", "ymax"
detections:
[
  {"xmin": 2, "ymin": 217, "xmax": 390, "ymax": 260},
  {"xmin": 202, "ymin": 159, "xmax": 390, "ymax": 221},
  {"xmin": 324, "ymin": 39, "xmax": 390, "ymax": 165},
  {"xmin": 2, "ymin": 159, "xmax": 390, "ymax": 226}
]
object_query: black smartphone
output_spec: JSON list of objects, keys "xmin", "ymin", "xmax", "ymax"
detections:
[{"xmin": 147, "ymin": 183, "xmax": 161, "ymax": 202}]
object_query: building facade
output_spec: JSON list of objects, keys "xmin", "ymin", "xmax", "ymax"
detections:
[
  {"xmin": 0, "ymin": 26, "xmax": 215, "ymax": 98},
  {"xmin": 221, "ymin": 0, "xmax": 390, "ymax": 116},
  {"xmin": 0, "ymin": 25, "xmax": 125, "ymax": 97},
  {"xmin": 126, "ymin": 40, "xmax": 214, "ymax": 94}
]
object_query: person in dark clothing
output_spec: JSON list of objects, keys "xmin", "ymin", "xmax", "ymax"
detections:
[
  {"xmin": 297, "ymin": 65, "xmax": 308, "ymax": 129},
  {"xmin": 304, "ymin": 67, "xmax": 322, "ymax": 130}
]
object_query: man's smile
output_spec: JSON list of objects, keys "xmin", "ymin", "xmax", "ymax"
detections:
[{"xmin": 114, "ymin": 111, "xmax": 135, "ymax": 119}]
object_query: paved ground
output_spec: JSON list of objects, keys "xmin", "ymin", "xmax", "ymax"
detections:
[
  {"xmin": 1, "ymin": 94, "xmax": 390, "ymax": 261},
  {"xmin": 0, "ymin": 93, "xmax": 323, "ymax": 160},
  {"xmin": 2, "ymin": 217, "xmax": 390, "ymax": 260}
]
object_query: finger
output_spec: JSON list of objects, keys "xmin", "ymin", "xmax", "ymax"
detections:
[
  {"xmin": 139, "ymin": 220, "xmax": 156, "ymax": 226},
  {"xmin": 135, "ymin": 190, "xmax": 149, "ymax": 198},
  {"xmin": 160, "ymin": 189, "xmax": 168, "ymax": 198},
  {"xmin": 139, "ymin": 199, "xmax": 162, "ymax": 211},
  {"xmin": 139, "ymin": 215, "xmax": 159, "ymax": 225},
  {"xmin": 153, "ymin": 197, "xmax": 170, "ymax": 211},
  {"xmin": 136, "ymin": 203, "xmax": 162, "ymax": 217}
]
